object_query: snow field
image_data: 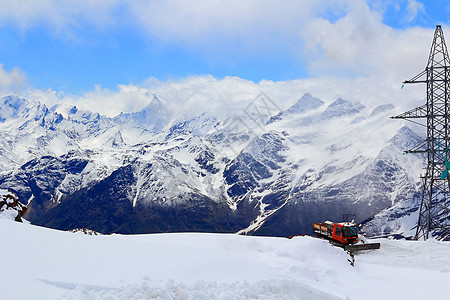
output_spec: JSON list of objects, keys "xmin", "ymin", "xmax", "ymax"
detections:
[
  {"xmin": 61, "ymin": 279, "xmax": 336, "ymax": 300},
  {"xmin": 1, "ymin": 219, "xmax": 449, "ymax": 299}
]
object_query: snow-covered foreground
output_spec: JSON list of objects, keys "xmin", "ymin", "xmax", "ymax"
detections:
[{"xmin": 1, "ymin": 219, "xmax": 449, "ymax": 300}]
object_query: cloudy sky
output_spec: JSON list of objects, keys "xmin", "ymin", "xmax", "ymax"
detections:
[{"xmin": 0, "ymin": 0, "xmax": 448, "ymax": 116}]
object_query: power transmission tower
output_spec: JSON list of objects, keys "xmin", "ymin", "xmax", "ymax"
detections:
[{"xmin": 392, "ymin": 25, "xmax": 450, "ymax": 240}]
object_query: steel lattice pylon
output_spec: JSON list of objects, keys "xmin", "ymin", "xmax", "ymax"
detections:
[{"xmin": 392, "ymin": 25, "xmax": 450, "ymax": 240}]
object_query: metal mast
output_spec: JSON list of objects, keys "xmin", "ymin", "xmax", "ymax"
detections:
[{"xmin": 392, "ymin": 25, "xmax": 450, "ymax": 240}]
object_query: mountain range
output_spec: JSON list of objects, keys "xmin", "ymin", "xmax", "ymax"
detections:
[{"xmin": 0, "ymin": 93, "xmax": 434, "ymax": 238}]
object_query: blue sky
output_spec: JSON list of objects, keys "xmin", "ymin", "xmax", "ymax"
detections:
[
  {"xmin": 0, "ymin": 0, "xmax": 448, "ymax": 116},
  {"xmin": 0, "ymin": 0, "xmax": 447, "ymax": 94}
]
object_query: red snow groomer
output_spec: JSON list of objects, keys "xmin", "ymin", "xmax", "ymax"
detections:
[
  {"xmin": 312, "ymin": 221, "xmax": 380, "ymax": 251},
  {"xmin": 313, "ymin": 221, "xmax": 358, "ymax": 244}
]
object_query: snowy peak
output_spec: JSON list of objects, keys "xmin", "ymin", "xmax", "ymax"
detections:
[
  {"xmin": 69, "ymin": 106, "xmax": 78, "ymax": 115},
  {"xmin": 268, "ymin": 93, "xmax": 324, "ymax": 123},
  {"xmin": 0, "ymin": 95, "xmax": 64, "ymax": 131},
  {"xmin": 166, "ymin": 113, "xmax": 218, "ymax": 140},
  {"xmin": 370, "ymin": 104, "xmax": 395, "ymax": 117},
  {"xmin": 387, "ymin": 126, "xmax": 422, "ymax": 149},
  {"xmin": 320, "ymin": 97, "xmax": 366, "ymax": 120},
  {"xmin": 115, "ymin": 95, "xmax": 172, "ymax": 131},
  {"xmin": 0, "ymin": 95, "xmax": 30, "ymax": 122},
  {"xmin": 147, "ymin": 95, "xmax": 165, "ymax": 112},
  {"xmin": 65, "ymin": 106, "xmax": 104, "ymax": 125},
  {"xmin": 104, "ymin": 131, "xmax": 125, "ymax": 148},
  {"xmin": 0, "ymin": 95, "xmax": 39, "ymax": 121},
  {"xmin": 285, "ymin": 93, "xmax": 324, "ymax": 115}
]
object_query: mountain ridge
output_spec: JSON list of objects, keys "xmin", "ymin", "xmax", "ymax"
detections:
[{"xmin": 0, "ymin": 93, "xmax": 431, "ymax": 238}]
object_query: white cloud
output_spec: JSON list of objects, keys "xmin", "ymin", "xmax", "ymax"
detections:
[
  {"xmin": 29, "ymin": 76, "xmax": 263, "ymax": 118},
  {"xmin": 406, "ymin": 0, "xmax": 425, "ymax": 22},
  {"xmin": 300, "ymin": 0, "xmax": 433, "ymax": 81},
  {"xmin": 27, "ymin": 73, "xmax": 425, "ymax": 122},
  {"xmin": 124, "ymin": 0, "xmax": 435, "ymax": 83},
  {"xmin": 0, "ymin": 0, "xmax": 123, "ymax": 35},
  {"xmin": 0, "ymin": 64, "xmax": 26, "ymax": 95},
  {"xmin": 0, "ymin": 1, "xmax": 322, "ymax": 42},
  {"xmin": 29, "ymin": 84, "xmax": 153, "ymax": 117},
  {"xmin": 127, "ymin": 0, "xmax": 323, "ymax": 46}
]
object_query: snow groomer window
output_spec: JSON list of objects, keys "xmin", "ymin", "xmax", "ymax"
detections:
[{"xmin": 335, "ymin": 227, "xmax": 341, "ymax": 236}]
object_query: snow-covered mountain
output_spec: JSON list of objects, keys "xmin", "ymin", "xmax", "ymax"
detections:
[{"xmin": 0, "ymin": 93, "xmax": 431, "ymax": 238}]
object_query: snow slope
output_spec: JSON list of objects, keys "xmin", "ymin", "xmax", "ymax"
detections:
[{"xmin": 1, "ymin": 219, "xmax": 449, "ymax": 300}]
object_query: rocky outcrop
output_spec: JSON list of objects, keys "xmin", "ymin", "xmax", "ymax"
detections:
[
  {"xmin": 0, "ymin": 189, "xmax": 27, "ymax": 222},
  {"xmin": 68, "ymin": 228, "xmax": 103, "ymax": 235}
]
